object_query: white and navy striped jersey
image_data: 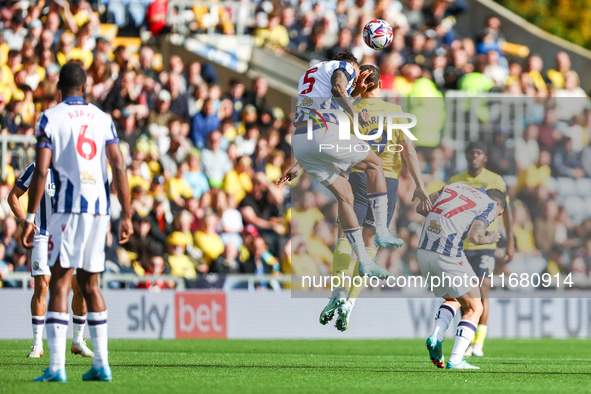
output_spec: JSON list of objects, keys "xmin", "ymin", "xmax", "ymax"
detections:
[
  {"xmin": 15, "ymin": 162, "xmax": 55, "ymax": 235},
  {"xmin": 418, "ymin": 183, "xmax": 499, "ymax": 258},
  {"xmin": 34, "ymin": 96, "xmax": 119, "ymax": 216},
  {"xmin": 295, "ymin": 60, "xmax": 357, "ymax": 123}
]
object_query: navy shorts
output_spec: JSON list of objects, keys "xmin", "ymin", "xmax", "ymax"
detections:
[
  {"xmin": 464, "ymin": 249, "xmax": 496, "ymax": 277},
  {"xmin": 349, "ymin": 172, "xmax": 399, "ymax": 231}
]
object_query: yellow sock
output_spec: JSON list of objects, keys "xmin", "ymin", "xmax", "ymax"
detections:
[
  {"xmin": 348, "ymin": 247, "xmax": 377, "ymax": 300},
  {"xmin": 332, "ymin": 238, "xmax": 352, "ymax": 292},
  {"xmin": 473, "ymin": 324, "xmax": 487, "ymax": 346}
]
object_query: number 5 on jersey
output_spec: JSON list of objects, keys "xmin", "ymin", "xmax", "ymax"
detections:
[{"xmin": 76, "ymin": 125, "xmax": 97, "ymax": 160}]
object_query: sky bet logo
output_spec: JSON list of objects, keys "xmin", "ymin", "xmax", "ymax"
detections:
[{"xmin": 305, "ymin": 110, "xmax": 417, "ymax": 153}]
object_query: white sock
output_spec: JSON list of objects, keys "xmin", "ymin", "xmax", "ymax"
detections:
[
  {"xmin": 449, "ymin": 319, "xmax": 477, "ymax": 364},
  {"xmin": 432, "ymin": 303, "xmax": 456, "ymax": 342},
  {"xmin": 72, "ymin": 314, "xmax": 86, "ymax": 344},
  {"xmin": 343, "ymin": 227, "xmax": 372, "ymax": 265},
  {"xmin": 368, "ymin": 192, "xmax": 389, "ymax": 234},
  {"xmin": 32, "ymin": 315, "xmax": 45, "ymax": 346},
  {"xmin": 88, "ymin": 311, "xmax": 109, "ymax": 369},
  {"xmin": 332, "ymin": 286, "xmax": 345, "ymax": 298},
  {"xmin": 46, "ymin": 311, "xmax": 69, "ymax": 373}
]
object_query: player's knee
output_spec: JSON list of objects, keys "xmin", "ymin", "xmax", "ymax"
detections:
[
  {"xmin": 364, "ymin": 152, "xmax": 383, "ymax": 172},
  {"xmin": 472, "ymin": 301, "xmax": 484, "ymax": 318},
  {"xmin": 35, "ymin": 279, "xmax": 49, "ymax": 297}
]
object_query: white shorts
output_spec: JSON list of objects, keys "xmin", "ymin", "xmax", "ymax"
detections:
[
  {"xmin": 417, "ymin": 249, "xmax": 480, "ymax": 298},
  {"xmin": 292, "ymin": 122, "xmax": 370, "ymax": 186},
  {"xmin": 31, "ymin": 234, "xmax": 51, "ymax": 276},
  {"xmin": 48, "ymin": 213, "xmax": 110, "ymax": 273}
]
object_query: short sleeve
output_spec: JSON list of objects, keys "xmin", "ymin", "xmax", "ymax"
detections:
[
  {"xmin": 15, "ymin": 162, "xmax": 35, "ymax": 192},
  {"xmin": 388, "ymin": 104, "xmax": 406, "ymax": 141},
  {"xmin": 105, "ymin": 120, "xmax": 120, "ymax": 146},
  {"xmin": 35, "ymin": 113, "xmax": 53, "ymax": 150},
  {"xmin": 475, "ymin": 202, "xmax": 498, "ymax": 227}
]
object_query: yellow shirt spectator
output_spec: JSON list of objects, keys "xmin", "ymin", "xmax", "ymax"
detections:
[
  {"xmin": 516, "ymin": 164, "xmax": 551, "ymax": 193},
  {"xmin": 254, "ymin": 25, "xmax": 290, "ymax": 49},
  {"xmin": 128, "ymin": 174, "xmax": 151, "ymax": 194},
  {"xmin": 292, "ymin": 207, "xmax": 324, "ymax": 239},
  {"xmin": 194, "ymin": 230, "xmax": 225, "ymax": 263},
  {"xmin": 168, "ymin": 254, "xmax": 197, "ymax": 279},
  {"xmin": 223, "ymin": 169, "xmax": 253, "ymax": 203},
  {"xmin": 166, "ymin": 177, "xmax": 193, "ymax": 201}
]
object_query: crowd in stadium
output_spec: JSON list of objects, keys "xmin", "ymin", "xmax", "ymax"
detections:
[{"xmin": 0, "ymin": 0, "xmax": 590, "ymax": 289}]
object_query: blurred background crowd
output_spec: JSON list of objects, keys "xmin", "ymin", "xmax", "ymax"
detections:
[{"xmin": 0, "ymin": 0, "xmax": 590, "ymax": 290}]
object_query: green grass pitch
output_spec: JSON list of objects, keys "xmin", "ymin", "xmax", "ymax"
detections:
[{"xmin": 1, "ymin": 339, "xmax": 590, "ymax": 393}]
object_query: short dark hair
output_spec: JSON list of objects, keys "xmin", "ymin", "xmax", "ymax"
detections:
[
  {"xmin": 486, "ymin": 188, "xmax": 507, "ymax": 211},
  {"xmin": 57, "ymin": 62, "xmax": 86, "ymax": 92},
  {"xmin": 359, "ymin": 64, "xmax": 380, "ymax": 92},
  {"xmin": 332, "ymin": 51, "xmax": 358, "ymax": 65}
]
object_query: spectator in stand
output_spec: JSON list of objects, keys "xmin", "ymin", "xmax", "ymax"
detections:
[
  {"xmin": 552, "ymin": 137, "xmax": 586, "ymax": 178},
  {"xmin": 516, "ymin": 149, "xmax": 552, "ymax": 194},
  {"xmin": 239, "ymin": 172, "xmax": 285, "ymax": 239},
  {"xmin": 254, "ymin": 11, "xmax": 289, "ymax": 50},
  {"xmin": 126, "ymin": 213, "xmax": 164, "ymax": 266},
  {"xmin": 190, "ymin": 98, "xmax": 220, "ymax": 149},
  {"xmin": 201, "ymin": 130, "xmax": 233, "ymax": 188},
  {"xmin": 327, "ymin": 28, "xmax": 353, "ymax": 60},
  {"xmin": 225, "ymin": 79, "xmax": 246, "ymax": 123},
  {"xmin": 547, "ymin": 51, "xmax": 571, "ymax": 89},
  {"xmin": 210, "ymin": 243, "xmax": 240, "ymax": 273},
  {"xmin": 224, "ymin": 155, "xmax": 254, "ymax": 204},
  {"xmin": 515, "ymin": 125, "xmax": 540, "ymax": 172},
  {"xmin": 0, "ymin": 216, "xmax": 17, "ymax": 264},
  {"xmin": 537, "ymin": 108, "xmax": 561, "ymax": 150},
  {"xmin": 244, "ymin": 77, "xmax": 268, "ymax": 112},
  {"xmin": 459, "ymin": 60, "xmax": 494, "ymax": 93},
  {"xmin": 167, "ymin": 72, "xmax": 190, "ymax": 120},
  {"xmin": 483, "ymin": 50, "xmax": 508, "ymax": 88},
  {"xmin": 534, "ymin": 199, "xmax": 559, "ymax": 256},
  {"xmin": 512, "ymin": 204, "xmax": 538, "ymax": 254},
  {"xmin": 166, "ymin": 162, "xmax": 193, "ymax": 209},
  {"xmin": 194, "ymin": 210, "xmax": 225, "ymax": 264},
  {"xmin": 165, "ymin": 231, "xmax": 197, "ymax": 280},
  {"xmin": 183, "ymin": 153, "xmax": 210, "ymax": 199},
  {"xmin": 402, "ymin": 0, "xmax": 426, "ymax": 32},
  {"xmin": 526, "ymin": 54, "xmax": 548, "ymax": 94},
  {"xmin": 554, "ymin": 71, "xmax": 588, "ymax": 122}
]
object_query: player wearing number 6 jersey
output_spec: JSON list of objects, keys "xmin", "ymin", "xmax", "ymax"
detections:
[
  {"xmin": 22, "ymin": 63, "xmax": 132, "ymax": 383},
  {"xmin": 281, "ymin": 52, "xmax": 404, "ymax": 283},
  {"xmin": 416, "ymin": 183, "xmax": 506, "ymax": 370},
  {"xmin": 8, "ymin": 162, "xmax": 94, "ymax": 359}
]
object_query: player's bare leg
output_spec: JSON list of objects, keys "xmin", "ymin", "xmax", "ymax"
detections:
[
  {"xmin": 326, "ymin": 175, "xmax": 390, "ymax": 279},
  {"xmin": 446, "ymin": 288, "xmax": 483, "ymax": 370},
  {"xmin": 29, "ymin": 275, "xmax": 50, "ymax": 358},
  {"xmin": 34, "ymin": 263, "xmax": 75, "ymax": 381},
  {"xmin": 467, "ymin": 278, "xmax": 490, "ymax": 357},
  {"xmin": 77, "ymin": 269, "xmax": 111, "ymax": 381},
  {"xmin": 70, "ymin": 275, "xmax": 94, "ymax": 357},
  {"xmin": 353, "ymin": 151, "xmax": 403, "ymax": 249}
]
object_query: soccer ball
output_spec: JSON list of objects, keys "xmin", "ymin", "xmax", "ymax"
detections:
[{"xmin": 362, "ymin": 19, "xmax": 394, "ymax": 50}]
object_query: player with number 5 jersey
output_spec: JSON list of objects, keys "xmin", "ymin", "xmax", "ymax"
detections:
[
  {"xmin": 416, "ymin": 182, "xmax": 507, "ymax": 370},
  {"xmin": 22, "ymin": 63, "xmax": 132, "ymax": 383}
]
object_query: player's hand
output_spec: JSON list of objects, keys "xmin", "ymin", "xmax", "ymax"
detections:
[
  {"xmin": 352, "ymin": 69, "xmax": 374, "ymax": 96},
  {"xmin": 412, "ymin": 187, "xmax": 432, "ymax": 212},
  {"xmin": 503, "ymin": 238, "xmax": 515, "ymax": 263},
  {"xmin": 22, "ymin": 222, "xmax": 36, "ymax": 248},
  {"xmin": 358, "ymin": 111, "xmax": 370, "ymax": 126},
  {"xmin": 278, "ymin": 163, "xmax": 302, "ymax": 185},
  {"xmin": 118, "ymin": 217, "xmax": 133, "ymax": 244},
  {"xmin": 486, "ymin": 231, "xmax": 502, "ymax": 243}
]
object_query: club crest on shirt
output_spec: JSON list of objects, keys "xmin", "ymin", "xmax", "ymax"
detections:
[
  {"xmin": 33, "ymin": 261, "xmax": 39, "ymax": 270},
  {"xmin": 80, "ymin": 171, "xmax": 96, "ymax": 185},
  {"xmin": 301, "ymin": 97, "xmax": 313, "ymax": 106},
  {"xmin": 46, "ymin": 183, "xmax": 56, "ymax": 197},
  {"xmin": 427, "ymin": 220, "xmax": 441, "ymax": 234}
]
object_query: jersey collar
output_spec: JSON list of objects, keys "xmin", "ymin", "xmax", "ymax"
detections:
[{"xmin": 63, "ymin": 96, "xmax": 88, "ymax": 105}]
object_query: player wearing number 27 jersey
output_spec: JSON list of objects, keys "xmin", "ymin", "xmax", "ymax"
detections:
[{"xmin": 417, "ymin": 182, "xmax": 502, "ymax": 298}]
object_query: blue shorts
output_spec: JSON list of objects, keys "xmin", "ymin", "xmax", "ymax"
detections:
[
  {"xmin": 464, "ymin": 249, "xmax": 496, "ymax": 277},
  {"xmin": 349, "ymin": 172, "xmax": 399, "ymax": 231}
]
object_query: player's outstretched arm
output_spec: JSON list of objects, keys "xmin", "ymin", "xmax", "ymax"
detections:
[
  {"xmin": 416, "ymin": 190, "xmax": 440, "ymax": 217},
  {"xmin": 106, "ymin": 143, "xmax": 133, "ymax": 244},
  {"xmin": 22, "ymin": 148, "xmax": 51, "ymax": 248},
  {"xmin": 468, "ymin": 220, "xmax": 501, "ymax": 245},
  {"xmin": 278, "ymin": 161, "xmax": 302, "ymax": 185},
  {"xmin": 401, "ymin": 139, "xmax": 432, "ymax": 212}
]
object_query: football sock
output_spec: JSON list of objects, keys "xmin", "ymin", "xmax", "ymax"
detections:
[
  {"xmin": 32, "ymin": 315, "xmax": 45, "ymax": 346},
  {"xmin": 72, "ymin": 314, "xmax": 86, "ymax": 345},
  {"xmin": 88, "ymin": 311, "xmax": 109, "ymax": 369},
  {"xmin": 432, "ymin": 303, "xmax": 457, "ymax": 343},
  {"xmin": 348, "ymin": 247, "xmax": 377, "ymax": 300},
  {"xmin": 333, "ymin": 238, "xmax": 352, "ymax": 276},
  {"xmin": 46, "ymin": 311, "xmax": 69, "ymax": 373},
  {"xmin": 343, "ymin": 227, "xmax": 373, "ymax": 266},
  {"xmin": 473, "ymin": 324, "xmax": 487, "ymax": 347},
  {"xmin": 368, "ymin": 192, "xmax": 389, "ymax": 234},
  {"xmin": 449, "ymin": 319, "xmax": 477, "ymax": 364}
]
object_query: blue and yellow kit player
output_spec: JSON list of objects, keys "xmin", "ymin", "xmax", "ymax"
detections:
[
  {"xmin": 449, "ymin": 140, "xmax": 515, "ymax": 357},
  {"xmin": 320, "ymin": 64, "xmax": 431, "ymax": 332}
]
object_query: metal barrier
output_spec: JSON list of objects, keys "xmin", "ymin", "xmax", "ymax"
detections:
[
  {"xmin": 0, "ymin": 135, "xmax": 36, "ymax": 182},
  {"xmin": 166, "ymin": 0, "xmax": 256, "ymax": 36}
]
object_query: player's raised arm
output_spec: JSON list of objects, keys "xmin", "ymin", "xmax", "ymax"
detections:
[
  {"xmin": 22, "ymin": 149, "xmax": 51, "ymax": 248},
  {"xmin": 417, "ymin": 190, "xmax": 441, "ymax": 217},
  {"xmin": 468, "ymin": 220, "xmax": 501, "ymax": 245},
  {"xmin": 401, "ymin": 139, "xmax": 432, "ymax": 212},
  {"xmin": 106, "ymin": 143, "xmax": 133, "ymax": 244}
]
